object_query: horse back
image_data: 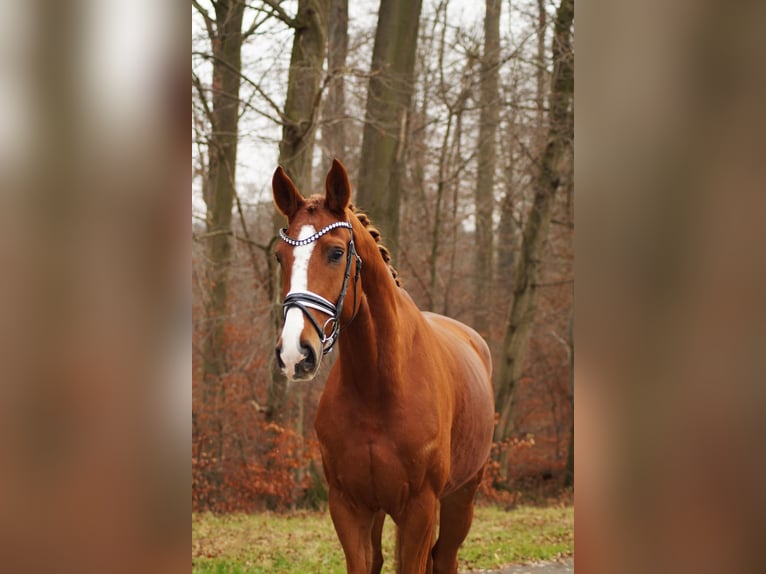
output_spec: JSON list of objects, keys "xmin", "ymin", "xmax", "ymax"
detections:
[{"xmin": 422, "ymin": 312, "xmax": 492, "ymax": 379}]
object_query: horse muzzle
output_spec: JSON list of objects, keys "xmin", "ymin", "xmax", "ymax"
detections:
[{"xmin": 275, "ymin": 338, "xmax": 321, "ymax": 381}]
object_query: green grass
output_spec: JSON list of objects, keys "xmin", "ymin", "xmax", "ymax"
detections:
[{"xmin": 192, "ymin": 504, "xmax": 573, "ymax": 573}]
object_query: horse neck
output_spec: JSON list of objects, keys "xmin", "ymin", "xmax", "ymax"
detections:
[{"xmin": 336, "ymin": 217, "xmax": 407, "ymax": 397}]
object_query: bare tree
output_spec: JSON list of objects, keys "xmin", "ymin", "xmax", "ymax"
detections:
[
  {"xmin": 192, "ymin": 0, "xmax": 246, "ymax": 506},
  {"xmin": 564, "ymin": 306, "xmax": 574, "ymax": 487},
  {"xmin": 321, "ymin": 0, "xmax": 349, "ymax": 166},
  {"xmin": 195, "ymin": 0, "xmax": 244, "ymax": 400},
  {"xmin": 473, "ymin": 0, "xmax": 502, "ymax": 336},
  {"xmin": 356, "ymin": 0, "xmax": 424, "ymax": 259},
  {"xmin": 496, "ymin": 0, "xmax": 547, "ymax": 294},
  {"xmin": 268, "ymin": 0, "xmax": 331, "ymax": 428},
  {"xmin": 535, "ymin": 0, "xmax": 548, "ymax": 141},
  {"xmin": 276, "ymin": 0, "xmax": 331, "ymax": 192},
  {"xmin": 428, "ymin": 3, "xmax": 473, "ymax": 312},
  {"xmin": 494, "ymin": 0, "xmax": 574, "ymax": 464}
]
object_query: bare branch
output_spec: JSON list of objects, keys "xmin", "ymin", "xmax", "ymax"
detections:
[
  {"xmin": 548, "ymin": 328, "xmax": 573, "ymax": 358},
  {"xmin": 398, "ymin": 245, "xmax": 432, "ymax": 298},
  {"xmin": 192, "ymin": 0, "xmax": 216, "ymax": 40},
  {"xmin": 194, "ymin": 69, "xmax": 282, "ymax": 125},
  {"xmin": 192, "ymin": 71, "xmax": 214, "ymax": 126},
  {"xmin": 193, "ymin": 228, "xmax": 272, "ymax": 253},
  {"xmin": 240, "ymin": 84, "xmax": 285, "ymax": 125},
  {"xmin": 246, "ymin": 0, "xmax": 297, "ymax": 28},
  {"xmin": 192, "ymin": 50, "xmax": 287, "ymax": 124},
  {"xmin": 531, "ymin": 278, "xmax": 573, "ymax": 288},
  {"xmin": 551, "ymin": 218, "xmax": 574, "ymax": 229},
  {"xmin": 303, "ymin": 72, "xmax": 333, "ymax": 139},
  {"xmin": 233, "ymin": 189, "xmax": 264, "ymax": 278},
  {"xmin": 242, "ymin": 11, "xmax": 270, "ymax": 40}
]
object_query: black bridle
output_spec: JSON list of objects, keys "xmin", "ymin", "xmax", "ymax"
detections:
[{"xmin": 279, "ymin": 221, "xmax": 362, "ymax": 355}]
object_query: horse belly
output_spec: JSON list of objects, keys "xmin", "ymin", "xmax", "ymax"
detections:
[
  {"xmin": 421, "ymin": 311, "xmax": 495, "ymax": 496},
  {"xmin": 444, "ymin": 364, "xmax": 495, "ymax": 495}
]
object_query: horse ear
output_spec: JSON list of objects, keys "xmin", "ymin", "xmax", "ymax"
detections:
[
  {"xmin": 272, "ymin": 166, "xmax": 304, "ymax": 219},
  {"xmin": 325, "ymin": 159, "xmax": 351, "ymax": 215}
]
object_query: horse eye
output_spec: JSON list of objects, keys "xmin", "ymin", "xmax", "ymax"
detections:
[
  {"xmin": 329, "ymin": 247, "xmax": 344, "ymax": 263},
  {"xmin": 274, "ymin": 252, "xmax": 282, "ymax": 264}
]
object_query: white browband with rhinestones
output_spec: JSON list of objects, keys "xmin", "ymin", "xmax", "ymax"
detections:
[{"xmin": 279, "ymin": 221, "xmax": 353, "ymax": 247}]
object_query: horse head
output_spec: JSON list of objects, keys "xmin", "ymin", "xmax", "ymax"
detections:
[{"xmin": 272, "ymin": 159, "xmax": 362, "ymax": 381}]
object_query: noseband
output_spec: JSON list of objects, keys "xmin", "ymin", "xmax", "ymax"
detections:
[{"xmin": 279, "ymin": 221, "xmax": 362, "ymax": 355}]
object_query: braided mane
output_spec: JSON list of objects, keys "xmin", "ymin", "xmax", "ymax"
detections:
[{"xmin": 350, "ymin": 205, "xmax": 401, "ymax": 287}]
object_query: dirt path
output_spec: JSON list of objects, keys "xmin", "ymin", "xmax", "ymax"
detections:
[{"xmin": 464, "ymin": 557, "xmax": 574, "ymax": 574}]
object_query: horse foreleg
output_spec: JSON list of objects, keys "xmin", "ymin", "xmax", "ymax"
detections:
[
  {"xmin": 395, "ymin": 489, "xmax": 438, "ymax": 574},
  {"xmin": 431, "ymin": 468, "xmax": 484, "ymax": 574},
  {"xmin": 328, "ymin": 488, "xmax": 376, "ymax": 574}
]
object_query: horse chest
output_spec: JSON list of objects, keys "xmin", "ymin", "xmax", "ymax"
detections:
[{"xmin": 316, "ymin": 407, "xmax": 445, "ymax": 512}]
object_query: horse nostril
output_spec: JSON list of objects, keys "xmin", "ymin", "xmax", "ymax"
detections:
[
  {"xmin": 275, "ymin": 345, "xmax": 285, "ymax": 369},
  {"xmin": 300, "ymin": 343, "xmax": 316, "ymax": 371}
]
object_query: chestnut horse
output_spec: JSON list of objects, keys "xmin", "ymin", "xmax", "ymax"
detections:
[{"xmin": 273, "ymin": 159, "xmax": 494, "ymax": 574}]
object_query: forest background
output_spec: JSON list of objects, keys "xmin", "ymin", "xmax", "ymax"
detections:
[{"xmin": 191, "ymin": 0, "xmax": 574, "ymax": 512}]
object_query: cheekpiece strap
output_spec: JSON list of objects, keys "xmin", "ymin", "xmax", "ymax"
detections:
[{"xmin": 279, "ymin": 221, "xmax": 353, "ymax": 247}]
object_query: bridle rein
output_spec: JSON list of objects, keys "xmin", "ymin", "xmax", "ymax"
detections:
[{"xmin": 279, "ymin": 221, "xmax": 362, "ymax": 355}]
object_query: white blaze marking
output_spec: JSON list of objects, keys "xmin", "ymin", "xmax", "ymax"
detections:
[{"xmin": 280, "ymin": 225, "xmax": 317, "ymax": 377}]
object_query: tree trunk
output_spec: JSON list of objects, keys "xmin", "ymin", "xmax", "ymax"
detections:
[
  {"xmin": 494, "ymin": 0, "xmax": 574, "ymax": 462},
  {"xmin": 496, "ymin": 0, "xmax": 546, "ymax": 291},
  {"xmin": 443, "ymin": 56, "xmax": 473, "ymax": 317},
  {"xmin": 321, "ymin": 0, "xmax": 349, "ymax": 166},
  {"xmin": 536, "ymin": 0, "xmax": 547, "ymax": 147},
  {"xmin": 563, "ymin": 306, "xmax": 574, "ymax": 487},
  {"xmin": 277, "ymin": 0, "xmax": 331, "ymax": 192},
  {"xmin": 473, "ymin": 0, "xmax": 501, "ymax": 336},
  {"xmin": 201, "ymin": 0, "xmax": 245, "ymax": 399},
  {"xmin": 428, "ymin": 112, "xmax": 453, "ymax": 311},
  {"xmin": 198, "ymin": 0, "xmax": 245, "ymax": 507},
  {"xmin": 496, "ymin": 182, "xmax": 517, "ymax": 287},
  {"xmin": 356, "ymin": 0, "xmax": 424, "ymax": 260},
  {"xmin": 269, "ymin": 0, "xmax": 331, "ymax": 426}
]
